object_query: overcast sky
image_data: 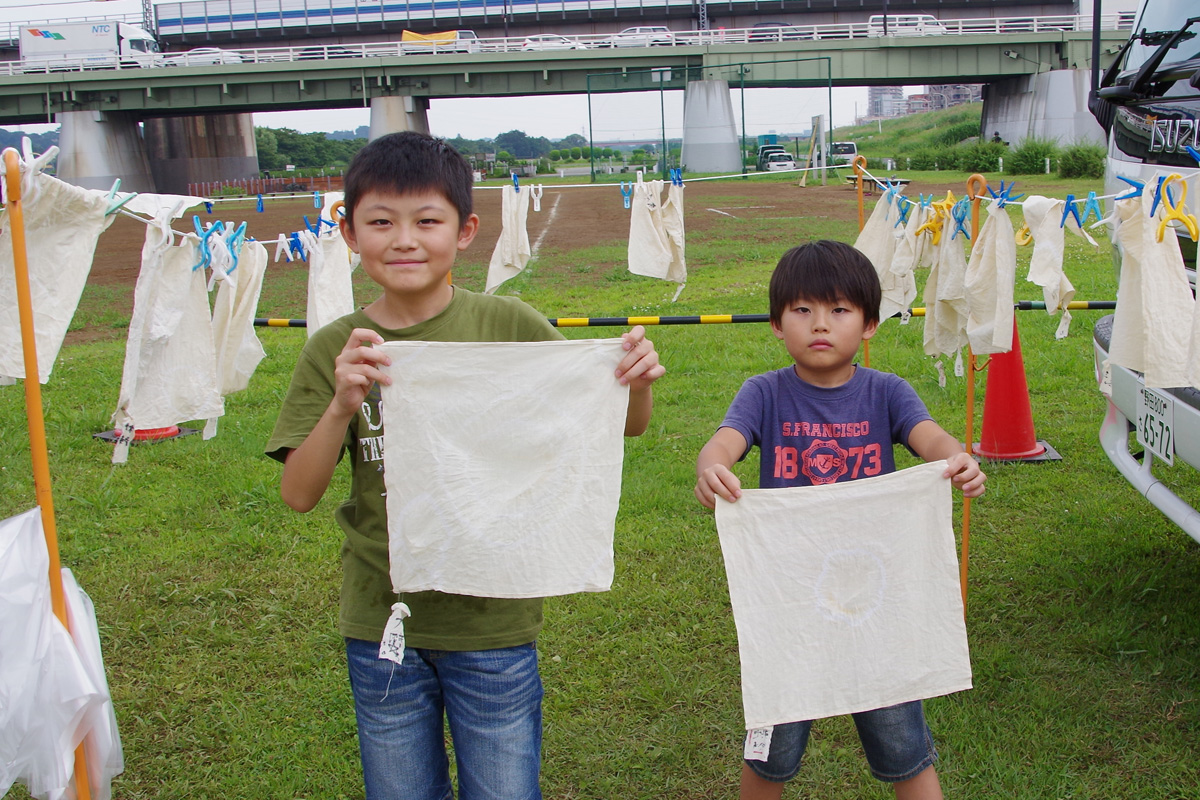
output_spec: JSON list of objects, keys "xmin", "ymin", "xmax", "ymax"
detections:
[{"xmin": 0, "ymin": 0, "xmax": 954, "ymax": 140}]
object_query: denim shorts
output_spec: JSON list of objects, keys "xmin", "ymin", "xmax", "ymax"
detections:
[
  {"xmin": 345, "ymin": 638, "xmax": 543, "ymax": 800},
  {"xmin": 744, "ymin": 700, "xmax": 937, "ymax": 783}
]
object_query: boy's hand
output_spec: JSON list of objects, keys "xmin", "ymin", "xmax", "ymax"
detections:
[
  {"xmin": 616, "ymin": 325, "xmax": 665, "ymax": 392},
  {"xmin": 944, "ymin": 452, "xmax": 986, "ymax": 498},
  {"xmin": 331, "ymin": 328, "xmax": 392, "ymax": 418},
  {"xmin": 695, "ymin": 464, "xmax": 742, "ymax": 509}
]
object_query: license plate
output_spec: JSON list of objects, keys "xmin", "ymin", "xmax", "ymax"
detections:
[{"xmin": 1136, "ymin": 386, "xmax": 1175, "ymax": 465}]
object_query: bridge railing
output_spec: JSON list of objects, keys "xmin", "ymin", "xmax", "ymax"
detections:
[{"xmin": 0, "ymin": 14, "xmax": 1134, "ymax": 75}]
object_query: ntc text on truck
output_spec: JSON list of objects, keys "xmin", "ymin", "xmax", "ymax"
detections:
[{"xmin": 18, "ymin": 22, "xmax": 159, "ymax": 71}]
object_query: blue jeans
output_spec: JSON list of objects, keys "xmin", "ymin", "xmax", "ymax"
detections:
[
  {"xmin": 345, "ymin": 638, "xmax": 543, "ymax": 800},
  {"xmin": 745, "ymin": 700, "xmax": 937, "ymax": 783}
]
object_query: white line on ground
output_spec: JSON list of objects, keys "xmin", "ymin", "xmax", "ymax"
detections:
[
  {"xmin": 707, "ymin": 208, "xmax": 738, "ymax": 217},
  {"xmin": 530, "ymin": 193, "xmax": 562, "ymax": 258}
]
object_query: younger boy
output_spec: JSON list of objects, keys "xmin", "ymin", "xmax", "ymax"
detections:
[
  {"xmin": 267, "ymin": 131, "xmax": 664, "ymax": 800},
  {"xmin": 695, "ymin": 240, "xmax": 985, "ymax": 800}
]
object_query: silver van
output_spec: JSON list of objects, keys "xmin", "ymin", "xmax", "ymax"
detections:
[{"xmin": 866, "ymin": 14, "xmax": 947, "ymax": 37}]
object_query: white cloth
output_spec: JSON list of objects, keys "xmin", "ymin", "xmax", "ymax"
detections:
[
  {"xmin": 855, "ymin": 194, "xmax": 912, "ymax": 322},
  {"xmin": 1023, "ymin": 196, "xmax": 1078, "ymax": 340},
  {"xmin": 964, "ymin": 201, "xmax": 1016, "ymax": 355},
  {"xmin": 715, "ymin": 462, "xmax": 972, "ymax": 730},
  {"xmin": 1107, "ymin": 193, "xmax": 1196, "ymax": 389},
  {"xmin": 302, "ymin": 227, "xmax": 355, "ymax": 337},
  {"xmin": 110, "ymin": 222, "xmax": 223, "ymax": 464},
  {"xmin": 628, "ymin": 179, "xmax": 686, "ymax": 297},
  {"xmin": 117, "ymin": 193, "xmax": 205, "ymax": 219},
  {"xmin": 0, "ymin": 173, "xmax": 115, "ymax": 383},
  {"xmin": 485, "ymin": 185, "xmax": 532, "ymax": 294},
  {"xmin": 894, "ymin": 202, "xmax": 933, "ymax": 274},
  {"xmin": 210, "ymin": 240, "xmax": 268, "ymax": 396},
  {"xmin": 0, "ymin": 509, "xmax": 107, "ymax": 800},
  {"xmin": 377, "ymin": 339, "xmax": 629, "ymax": 598},
  {"xmin": 921, "ymin": 228, "xmax": 969, "ymax": 361}
]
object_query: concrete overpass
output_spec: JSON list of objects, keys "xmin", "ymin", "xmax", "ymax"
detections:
[{"xmin": 0, "ymin": 18, "xmax": 1131, "ymax": 192}]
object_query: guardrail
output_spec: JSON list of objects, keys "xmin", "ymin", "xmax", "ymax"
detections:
[{"xmin": 0, "ymin": 14, "xmax": 1133, "ymax": 76}]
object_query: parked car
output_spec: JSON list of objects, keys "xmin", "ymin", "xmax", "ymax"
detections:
[
  {"xmin": 162, "ymin": 47, "xmax": 243, "ymax": 66},
  {"xmin": 748, "ymin": 22, "xmax": 810, "ymax": 42},
  {"xmin": 866, "ymin": 14, "xmax": 948, "ymax": 37},
  {"xmin": 520, "ymin": 34, "xmax": 588, "ymax": 51},
  {"xmin": 764, "ymin": 152, "xmax": 798, "ymax": 171},
  {"xmin": 400, "ymin": 29, "xmax": 480, "ymax": 54},
  {"xmin": 756, "ymin": 144, "xmax": 787, "ymax": 170},
  {"xmin": 601, "ymin": 26, "xmax": 675, "ymax": 48}
]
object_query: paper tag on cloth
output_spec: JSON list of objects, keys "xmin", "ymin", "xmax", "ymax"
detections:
[
  {"xmin": 378, "ymin": 602, "xmax": 410, "ymax": 664},
  {"xmin": 744, "ymin": 726, "xmax": 774, "ymax": 761}
]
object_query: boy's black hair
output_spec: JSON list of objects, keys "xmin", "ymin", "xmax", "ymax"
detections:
[
  {"xmin": 768, "ymin": 240, "xmax": 882, "ymax": 327},
  {"xmin": 341, "ymin": 131, "xmax": 474, "ymax": 227}
]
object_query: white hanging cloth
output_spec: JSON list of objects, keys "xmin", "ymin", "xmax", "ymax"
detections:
[
  {"xmin": 894, "ymin": 202, "xmax": 934, "ymax": 273},
  {"xmin": 855, "ymin": 192, "xmax": 915, "ymax": 323},
  {"xmin": 377, "ymin": 339, "xmax": 629, "ymax": 599},
  {"xmin": 1023, "ymin": 196, "xmax": 1078, "ymax": 340},
  {"xmin": 716, "ymin": 462, "xmax": 972, "ymax": 730},
  {"xmin": 319, "ymin": 191, "xmax": 359, "ymax": 270},
  {"xmin": 0, "ymin": 509, "xmax": 111, "ymax": 800},
  {"xmin": 204, "ymin": 239, "xmax": 269, "ymax": 439},
  {"xmin": 110, "ymin": 220, "xmax": 223, "ymax": 464},
  {"xmin": 1106, "ymin": 193, "xmax": 1195, "ymax": 390},
  {"xmin": 921, "ymin": 226, "xmax": 970, "ymax": 370},
  {"xmin": 118, "ymin": 193, "xmax": 206, "ymax": 219},
  {"xmin": 485, "ymin": 184, "xmax": 532, "ymax": 293},
  {"xmin": 302, "ymin": 226, "xmax": 355, "ymax": 337},
  {"xmin": 0, "ymin": 172, "xmax": 115, "ymax": 383},
  {"xmin": 963, "ymin": 200, "xmax": 1017, "ymax": 355},
  {"xmin": 627, "ymin": 177, "xmax": 687, "ymax": 299}
]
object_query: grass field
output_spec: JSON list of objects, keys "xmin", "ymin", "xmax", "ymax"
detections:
[{"xmin": 3, "ymin": 171, "xmax": 1199, "ymax": 799}]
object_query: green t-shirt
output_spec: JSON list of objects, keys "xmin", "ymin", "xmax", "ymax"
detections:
[{"xmin": 266, "ymin": 287, "xmax": 564, "ymax": 649}]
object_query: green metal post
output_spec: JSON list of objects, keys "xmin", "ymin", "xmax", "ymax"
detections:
[{"xmin": 587, "ymin": 75, "xmax": 595, "ymax": 182}]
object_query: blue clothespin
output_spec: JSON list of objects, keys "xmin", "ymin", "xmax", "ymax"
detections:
[
  {"xmin": 256, "ymin": 194, "xmax": 264, "ymax": 213},
  {"xmin": 191, "ymin": 217, "xmax": 224, "ymax": 271},
  {"xmin": 895, "ymin": 195, "xmax": 912, "ymax": 226},
  {"xmin": 205, "ymin": 201, "xmax": 214, "ymax": 214},
  {"xmin": 1186, "ymin": 145, "xmax": 1200, "ymax": 165},
  {"xmin": 1060, "ymin": 194, "xmax": 1084, "ymax": 228},
  {"xmin": 102, "ymin": 178, "xmax": 136, "ymax": 217},
  {"xmin": 1115, "ymin": 175, "xmax": 1144, "ymax": 201},
  {"xmin": 987, "ymin": 180, "xmax": 1024, "ymax": 209},
  {"xmin": 919, "ymin": 193, "xmax": 933, "ymax": 209},
  {"xmin": 511, "ymin": 172, "xmax": 520, "ymax": 192},
  {"xmin": 303, "ymin": 215, "xmax": 320, "ymax": 235},
  {"xmin": 950, "ymin": 198, "xmax": 971, "ymax": 240},
  {"xmin": 620, "ymin": 182, "xmax": 633, "ymax": 209},
  {"xmin": 669, "ymin": 168, "xmax": 683, "ymax": 187},
  {"xmin": 882, "ymin": 180, "xmax": 901, "ymax": 205},
  {"xmin": 226, "ymin": 221, "xmax": 247, "ymax": 274},
  {"xmin": 1151, "ymin": 176, "xmax": 1177, "ymax": 218},
  {"xmin": 1080, "ymin": 191, "xmax": 1102, "ymax": 226},
  {"xmin": 313, "ymin": 191, "xmax": 321, "ymax": 209},
  {"xmin": 288, "ymin": 231, "xmax": 307, "ymax": 262}
]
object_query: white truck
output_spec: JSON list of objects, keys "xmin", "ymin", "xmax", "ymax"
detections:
[{"xmin": 19, "ymin": 21, "xmax": 160, "ymax": 72}]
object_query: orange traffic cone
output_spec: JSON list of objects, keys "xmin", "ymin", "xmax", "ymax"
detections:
[{"xmin": 974, "ymin": 319, "xmax": 1061, "ymax": 462}]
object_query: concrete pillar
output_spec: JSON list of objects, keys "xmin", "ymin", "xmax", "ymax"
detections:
[
  {"xmin": 142, "ymin": 113, "xmax": 258, "ymax": 194},
  {"xmin": 55, "ymin": 110, "xmax": 155, "ymax": 193},
  {"xmin": 369, "ymin": 96, "xmax": 430, "ymax": 140},
  {"xmin": 982, "ymin": 69, "xmax": 1105, "ymax": 147},
  {"xmin": 680, "ymin": 80, "xmax": 741, "ymax": 174}
]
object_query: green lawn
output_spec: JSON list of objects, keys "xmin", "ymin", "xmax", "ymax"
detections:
[{"xmin": 3, "ymin": 172, "xmax": 1198, "ymax": 798}]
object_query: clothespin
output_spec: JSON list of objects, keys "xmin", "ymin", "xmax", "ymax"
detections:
[
  {"xmin": 987, "ymin": 180, "xmax": 1023, "ymax": 209},
  {"xmin": 919, "ymin": 193, "xmax": 933, "ymax": 209},
  {"xmin": 883, "ymin": 180, "xmax": 901, "ymax": 205},
  {"xmin": 1115, "ymin": 175, "xmax": 1145, "ymax": 201},
  {"xmin": 256, "ymin": 194, "xmax": 264, "ymax": 213},
  {"xmin": 620, "ymin": 182, "xmax": 633, "ymax": 209},
  {"xmin": 303, "ymin": 215, "xmax": 320, "ymax": 235},
  {"xmin": 915, "ymin": 204, "xmax": 946, "ymax": 244},
  {"xmin": 103, "ymin": 178, "xmax": 137, "ymax": 216},
  {"xmin": 1156, "ymin": 173, "xmax": 1200, "ymax": 243},
  {"xmin": 530, "ymin": 184, "xmax": 543, "ymax": 212},
  {"xmin": 330, "ymin": 200, "xmax": 345, "ymax": 221},
  {"xmin": 191, "ymin": 216, "xmax": 224, "ymax": 271},
  {"xmin": 670, "ymin": 168, "xmax": 683, "ymax": 187},
  {"xmin": 1060, "ymin": 195, "xmax": 1084, "ymax": 228},
  {"xmin": 1186, "ymin": 145, "xmax": 1200, "ymax": 166},
  {"xmin": 289, "ymin": 231, "xmax": 307, "ymax": 262},
  {"xmin": 950, "ymin": 197, "xmax": 971, "ymax": 240},
  {"xmin": 313, "ymin": 191, "xmax": 321, "ymax": 208},
  {"xmin": 1151, "ymin": 175, "xmax": 1177, "ymax": 218},
  {"xmin": 274, "ymin": 233, "xmax": 294, "ymax": 262},
  {"xmin": 511, "ymin": 172, "xmax": 520, "ymax": 193},
  {"xmin": 1015, "ymin": 224, "xmax": 1032, "ymax": 246},
  {"xmin": 204, "ymin": 201, "xmax": 214, "ymax": 214},
  {"xmin": 894, "ymin": 195, "xmax": 911, "ymax": 226},
  {"xmin": 1080, "ymin": 191, "xmax": 1102, "ymax": 226},
  {"xmin": 225, "ymin": 221, "xmax": 247, "ymax": 274}
]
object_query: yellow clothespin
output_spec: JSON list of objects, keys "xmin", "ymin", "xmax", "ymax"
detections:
[
  {"xmin": 1156, "ymin": 174, "xmax": 1200, "ymax": 243},
  {"xmin": 1015, "ymin": 223, "xmax": 1032, "ymax": 246},
  {"xmin": 915, "ymin": 202, "xmax": 947, "ymax": 245}
]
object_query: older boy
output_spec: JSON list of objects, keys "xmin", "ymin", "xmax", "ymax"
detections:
[
  {"xmin": 695, "ymin": 240, "xmax": 984, "ymax": 800},
  {"xmin": 267, "ymin": 132, "xmax": 663, "ymax": 800}
]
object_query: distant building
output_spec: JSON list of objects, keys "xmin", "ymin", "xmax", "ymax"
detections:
[
  {"xmin": 868, "ymin": 86, "xmax": 906, "ymax": 119},
  {"xmin": 907, "ymin": 84, "xmax": 983, "ymax": 114}
]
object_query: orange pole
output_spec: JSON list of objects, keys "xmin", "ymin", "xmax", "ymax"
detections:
[
  {"xmin": 4, "ymin": 148, "xmax": 93, "ymax": 799},
  {"xmin": 958, "ymin": 174, "xmax": 987, "ymax": 615}
]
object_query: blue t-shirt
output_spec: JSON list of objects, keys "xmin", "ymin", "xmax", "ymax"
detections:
[{"xmin": 720, "ymin": 365, "xmax": 932, "ymax": 489}]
